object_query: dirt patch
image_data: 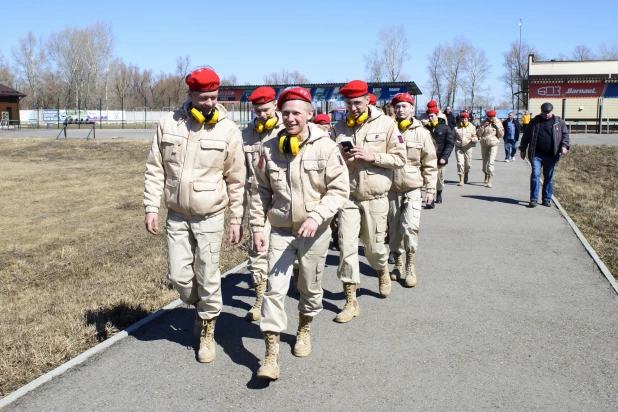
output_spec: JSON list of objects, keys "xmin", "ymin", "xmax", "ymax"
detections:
[
  {"xmin": 0, "ymin": 138, "xmax": 248, "ymax": 396},
  {"xmin": 554, "ymin": 144, "xmax": 618, "ymax": 279}
]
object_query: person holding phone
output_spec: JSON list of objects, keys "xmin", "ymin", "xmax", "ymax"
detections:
[
  {"xmin": 388, "ymin": 93, "xmax": 437, "ymax": 287},
  {"xmin": 331, "ymin": 80, "xmax": 406, "ymax": 323},
  {"xmin": 250, "ymin": 87, "xmax": 349, "ymax": 380}
]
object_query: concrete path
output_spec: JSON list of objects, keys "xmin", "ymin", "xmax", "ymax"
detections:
[{"xmin": 4, "ymin": 145, "xmax": 618, "ymax": 411}]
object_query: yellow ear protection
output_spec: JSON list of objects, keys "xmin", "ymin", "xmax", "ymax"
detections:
[
  {"xmin": 396, "ymin": 118, "xmax": 411, "ymax": 131},
  {"xmin": 279, "ymin": 134, "xmax": 300, "ymax": 155},
  {"xmin": 190, "ymin": 107, "xmax": 219, "ymax": 124},
  {"xmin": 346, "ymin": 110, "xmax": 369, "ymax": 127},
  {"xmin": 428, "ymin": 120, "xmax": 438, "ymax": 127},
  {"xmin": 459, "ymin": 120, "xmax": 469, "ymax": 127},
  {"xmin": 256, "ymin": 116, "xmax": 277, "ymax": 133}
]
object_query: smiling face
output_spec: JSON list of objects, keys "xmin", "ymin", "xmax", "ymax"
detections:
[
  {"xmin": 281, "ymin": 100, "xmax": 313, "ymax": 136},
  {"xmin": 188, "ymin": 89, "xmax": 218, "ymax": 115},
  {"xmin": 254, "ymin": 101, "xmax": 276, "ymax": 122},
  {"xmin": 344, "ymin": 95, "xmax": 369, "ymax": 119}
]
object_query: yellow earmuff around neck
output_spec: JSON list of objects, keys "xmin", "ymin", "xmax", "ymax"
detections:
[
  {"xmin": 256, "ymin": 115, "xmax": 277, "ymax": 133},
  {"xmin": 191, "ymin": 107, "xmax": 219, "ymax": 124},
  {"xmin": 346, "ymin": 110, "xmax": 368, "ymax": 127},
  {"xmin": 279, "ymin": 134, "xmax": 299, "ymax": 155},
  {"xmin": 396, "ymin": 118, "xmax": 411, "ymax": 131},
  {"xmin": 428, "ymin": 120, "xmax": 438, "ymax": 127},
  {"xmin": 459, "ymin": 120, "xmax": 469, "ymax": 127}
]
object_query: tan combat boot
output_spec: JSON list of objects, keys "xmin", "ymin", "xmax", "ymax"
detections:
[
  {"xmin": 197, "ymin": 317, "xmax": 217, "ymax": 363},
  {"xmin": 378, "ymin": 267, "xmax": 391, "ymax": 297},
  {"xmin": 245, "ymin": 278, "xmax": 266, "ymax": 322},
  {"xmin": 257, "ymin": 331, "xmax": 280, "ymax": 380},
  {"xmin": 487, "ymin": 175, "xmax": 493, "ymax": 188},
  {"xmin": 293, "ymin": 313, "xmax": 312, "ymax": 357},
  {"xmin": 404, "ymin": 251, "xmax": 417, "ymax": 287},
  {"xmin": 457, "ymin": 174, "xmax": 464, "ymax": 186},
  {"xmin": 293, "ymin": 267, "xmax": 300, "ymax": 295},
  {"xmin": 391, "ymin": 253, "xmax": 404, "ymax": 281},
  {"xmin": 334, "ymin": 283, "xmax": 360, "ymax": 323},
  {"xmin": 484, "ymin": 173, "xmax": 489, "ymax": 185}
]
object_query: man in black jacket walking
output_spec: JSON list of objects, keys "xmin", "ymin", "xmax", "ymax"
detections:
[
  {"xmin": 425, "ymin": 107, "xmax": 454, "ymax": 205},
  {"xmin": 502, "ymin": 112, "xmax": 521, "ymax": 162},
  {"xmin": 519, "ymin": 102, "xmax": 569, "ymax": 208}
]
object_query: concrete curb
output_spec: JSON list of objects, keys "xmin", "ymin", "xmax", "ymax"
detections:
[
  {"xmin": 0, "ymin": 259, "xmax": 249, "ymax": 409},
  {"xmin": 551, "ymin": 196, "xmax": 618, "ymax": 294},
  {"xmin": 523, "ymin": 157, "xmax": 617, "ymax": 294}
]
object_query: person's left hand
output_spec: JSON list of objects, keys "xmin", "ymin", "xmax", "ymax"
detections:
[
  {"xmin": 349, "ymin": 146, "xmax": 375, "ymax": 163},
  {"xmin": 424, "ymin": 192, "xmax": 434, "ymax": 205},
  {"xmin": 439, "ymin": 158, "xmax": 446, "ymax": 165},
  {"xmin": 297, "ymin": 218, "xmax": 319, "ymax": 238},
  {"xmin": 229, "ymin": 224, "xmax": 242, "ymax": 245},
  {"xmin": 560, "ymin": 146, "xmax": 568, "ymax": 155}
]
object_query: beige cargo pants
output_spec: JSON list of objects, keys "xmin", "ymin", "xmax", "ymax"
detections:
[
  {"xmin": 455, "ymin": 144, "xmax": 474, "ymax": 176},
  {"xmin": 166, "ymin": 210, "xmax": 224, "ymax": 320},
  {"xmin": 337, "ymin": 197, "xmax": 389, "ymax": 284},
  {"xmin": 437, "ymin": 164, "xmax": 447, "ymax": 191},
  {"xmin": 260, "ymin": 226, "xmax": 331, "ymax": 333},
  {"xmin": 248, "ymin": 217, "xmax": 270, "ymax": 284},
  {"xmin": 481, "ymin": 144, "xmax": 498, "ymax": 176},
  {"xmin": 388, "ymin": 188, "xmax": 422, "ymax": 256}
]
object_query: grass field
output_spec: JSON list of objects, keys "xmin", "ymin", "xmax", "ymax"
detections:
[
  {"xmin": 554, "ymin": 145, "xmax": 618, "ymax": 279},
  {"xmin": 0, "ymin": 139, "xmax": 248, "ymax": 397}
]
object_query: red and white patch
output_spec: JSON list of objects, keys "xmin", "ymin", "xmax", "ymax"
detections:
[
  {"xmin": 258, "ymin": 154, "xmax": 264, "ymax": 169},
  {"xmin": 398, "ymin": 135, "xmax": 404, "ymax": 144},
  {"xmin": 337, "ymin": 154, "xmax": 343, "ymax": 165}
]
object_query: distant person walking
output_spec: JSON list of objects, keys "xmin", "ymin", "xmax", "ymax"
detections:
[
  {"xmin": 478, "ymin": 110, "xmax": 504, "ymax": 188},
  {"xmin": 502, "ymin": 112, "xmax": 521, "ymax": 162},
  {"xmin": 522, "ymin": 111, "xmax": 531, "ymax": 134},
  {"xmin": 519, "ymin": 102, "xmax": 569, "ymax": 208},
  {"xmin": 444, "ymin": 106, "xmax": 456, "ymax": 130},
  {"xmin": 452, "ymin": 111, "xmax": 478, "ymax": 185}
]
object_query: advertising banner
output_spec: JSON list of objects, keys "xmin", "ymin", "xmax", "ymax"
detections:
[
  {"xmin": 370, "ymin": 86, "xmax": 407, "ymax": 101},
  {"xmin": 603, "ymin": 83, "xmax": 618, "ymax": 98},
  {"xmin": 218, "ymin": 88, "xmax": 244, "ymax": 102},
  {"xmin": 529, "ymin": 83, "xmax": 605, "ymax": 99}
]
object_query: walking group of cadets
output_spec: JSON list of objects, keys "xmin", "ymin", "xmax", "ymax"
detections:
[{"xmin": 144, "ymin": 67, "xmax": 513, "ymax": 381}]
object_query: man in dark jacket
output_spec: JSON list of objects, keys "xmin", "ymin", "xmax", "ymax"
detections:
[
  {"xmin": 519, "ymin": 102, "xmax": 569, "ymax": 208},
  {"xmin": 502, "ymin": 112, "xmax": 522, "ymax": 162},
  {"xmin": 444, "ymin": 106, "xmax": 456, "ymax": 130},
  {"xmin": 425, "ymin": 107, "xmax": 454, "ymax": 205}
]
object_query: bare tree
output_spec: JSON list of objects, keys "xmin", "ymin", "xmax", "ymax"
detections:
[
  {"xmin": 363, "ymin": 25, "xmax": 410, "ymax": 82},
  {"xmin": 572, "ymin": 45, "xmax": 596, "ymax": 61},
  {"xmin": 220, "ymin": 74, "xmax": 238, "ymax": 86},
  {"xmin": 501, "ymin": 40, "xmax": 540, "ymax": 109},
  {"xmin": 263, "ymin": 69, "xmax": 309, "ymax": 85},
  {"xmin": 463, "ymin": 47, "xmax": 491, "ymax": 110},
  {"xmin": 11, "ymin": 31, "xmax": 46, "ymax": 106},
  {"xmin": 599, "ymin": 42, "xmax": 618, "ymax": 60},
  {"xmin": 0, "ymin": 52, "xmax": 17, "ymax": 89},
  {"xmin": 441, "ymin": 37, "xmax": 470, "ymax": 107},
  {"xmin": 426, "ymin": 45, "xmax": 445, "ymax": 106}
]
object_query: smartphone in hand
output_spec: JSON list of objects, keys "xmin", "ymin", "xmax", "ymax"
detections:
[{"xmin": 340, "ymin": 141, "xmax": 353, "ymax": 152}]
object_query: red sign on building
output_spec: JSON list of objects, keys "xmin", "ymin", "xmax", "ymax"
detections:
[
  {"xmin": 217, "ymin": 89, "xmax": 244, "ymax": 102},
  {"xmin": 530, "ymin": 83, "xmax": 606, "ymax": 99}
]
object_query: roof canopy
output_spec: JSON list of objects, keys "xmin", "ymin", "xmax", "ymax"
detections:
[
  {"xmin": 218, "ymin": 81, "xmax": 422, "ymax": 103},
  {"xmin": 0, "ymin": 84, "xmax": 26, "ymax": 97}
]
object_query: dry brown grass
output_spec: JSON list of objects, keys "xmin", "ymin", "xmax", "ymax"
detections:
[
  {"xmin": 554, "ymin": 144, "xmax": 618, "ymax": 278},
  {"xmin": 0, "ymin": 138, "xmax": 248, "ymax": 397}
]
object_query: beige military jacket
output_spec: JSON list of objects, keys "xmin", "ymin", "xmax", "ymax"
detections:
[
  {"xmin": 390, "ymin": 118, "xmax": 438, "ymax": 194},
  {"xmin": 144, "ymin": 103, "xmax": 246, "ymax": 224},
  {"xmin": 453, "ymin": 122, "xmax": 478, "ymax": 147},
  {"xmin": 332, "ymin": 108, "xmax": 406, "ymax": 201},
  {"xmin": 250, "ymin": 123, "xmax": 349, "ymax": 232},
  {"xmin": 241, "ymin": 112, "xmax": 285, "ymax": 207},
  {"xmin": 478, "ymin": 119, "xmax": 505, "ymax": 147}
]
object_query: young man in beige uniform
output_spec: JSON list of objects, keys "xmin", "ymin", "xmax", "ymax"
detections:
[
  {"xmin": 250, "ymin": 87, "xmax": 349, "ymax": 380},
  {"xmin": 332, "ymin": 80, "xmax": 406, "ymax": 323},
  {"xmin": 144, "ymin": 67, "xmax": 245, "ymax": 364},
  {"xmin": 452, "ymin": 111, "xmax": 478, "ymax": 185},
  {"xmin": 241, "ymin": 87, "xmax": 286, "ymax": 321},
  {"xmin": 388, "ymin": 93, "xmax": 438, "ymax": 287},
  {"xmin": 478, "ymin": 110, "xmax": 505, "ymax": 188}
]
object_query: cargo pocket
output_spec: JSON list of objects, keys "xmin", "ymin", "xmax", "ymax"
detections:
[
  {"xmin": 374, "ymin": 220, "xmax": 388, "ymax": 243},
  {"xmin": 210, "ymin": 242, "xmax": 221, "ymax": 264},
  {"xmin": 197, "ymin": 139, "xmax": 227, "ymax": 168},
  {"xmin": 406, "ymin": 141, "xmax": 423, "ymax": 162},
  {"xmin": 365, "ymin": 132, "xmax": 386, "ymax": 152},
  {"xmin": 303, "ymin": 158, "xmax": 327, "ymax": 190},
  {"xmin": 164, "ymin": 177, "xmax": 179, "ymax": 202},
  {"xmin": 267, "ymin": 160, "xmax": 287, "ymax": 192},
  {"xmin": 314, "ymin": 260, "xmax": 325, "ymax": 285},
  {"xmin": 161, "ymin": 134, "xmax": 184, "ymax": 163},
  {"xmin": 412, "ymin": 199, "xmax": 422, "ymax": 218}
]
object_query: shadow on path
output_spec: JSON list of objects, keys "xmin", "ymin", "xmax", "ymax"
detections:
[{"xmin": 460, "ymin": 195, "xmax": 527, "ymax": 206}]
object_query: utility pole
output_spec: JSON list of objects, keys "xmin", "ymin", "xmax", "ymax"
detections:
[{"xmin": 518, "ymin": 19, "xmax": 522, "ymax": 117}]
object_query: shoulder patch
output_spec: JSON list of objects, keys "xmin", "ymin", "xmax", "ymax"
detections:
[
  {"xmin": 336, "ymin": 153, "xmax": 343, "ymax": 165},
  {"xmin": 398, "ymin": 135, "xmax": 404, "ymax": 144}
]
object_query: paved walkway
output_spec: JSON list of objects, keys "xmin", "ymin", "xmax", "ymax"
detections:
[{"xmin": 4, "ymin": 144, "xmax": 618, "ymax": 411}]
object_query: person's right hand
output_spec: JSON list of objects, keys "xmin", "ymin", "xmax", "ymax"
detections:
[
  {"xmin": 145, "ymin": 212, "xmax": 158, "ymax": 235},
  {"xmin": 520, "ymin": 151, "xmax": 526, "ymax": 160},
  {"xmin": 253, "ymin": 232, "xmax": 266, "ymax": 252}
]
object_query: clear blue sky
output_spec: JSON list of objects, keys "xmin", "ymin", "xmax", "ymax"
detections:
[{"xmin": 2, "ymin": 0, "xmax": 617, "ymax": 107}]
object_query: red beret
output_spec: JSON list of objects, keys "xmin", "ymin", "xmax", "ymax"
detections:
[
  {"xmin": 185, "ymin": 67, "xmax": 220, "ymax": 91},
  {"xmin": 427, "ymin": 100, "xmax": 438, "ymax": 108},
  {"xmin": 313, "ymin": 114, "xmax": 331, "ymax": 125},
  {"xmin": 368, "ymin": 93, "xmax": 377, "ymax": 105},
  {"xmin": 459, "ymin": 112, "xmax": 469, "ymax": 119},
  {"xmin": 487, "ymin": 110, "xmax": 496, "ymax": 117},
  {"xmin": 248, "ymin": 87, "xmax": 276, "ymax": 105},
  {"xmin": 277, "ymin": 87, "xmax": 312, "ymax": 110},
  {"xmin": 391, "ymin": 93, "xmax": 414, "ymax": 106},
  {"xmin": 339, "ymin": 80, "xmax": 368, "ymax": 98},
  {"xmin": 426, "ymin": 107, "xmax": 439, "ymax": 115}
]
